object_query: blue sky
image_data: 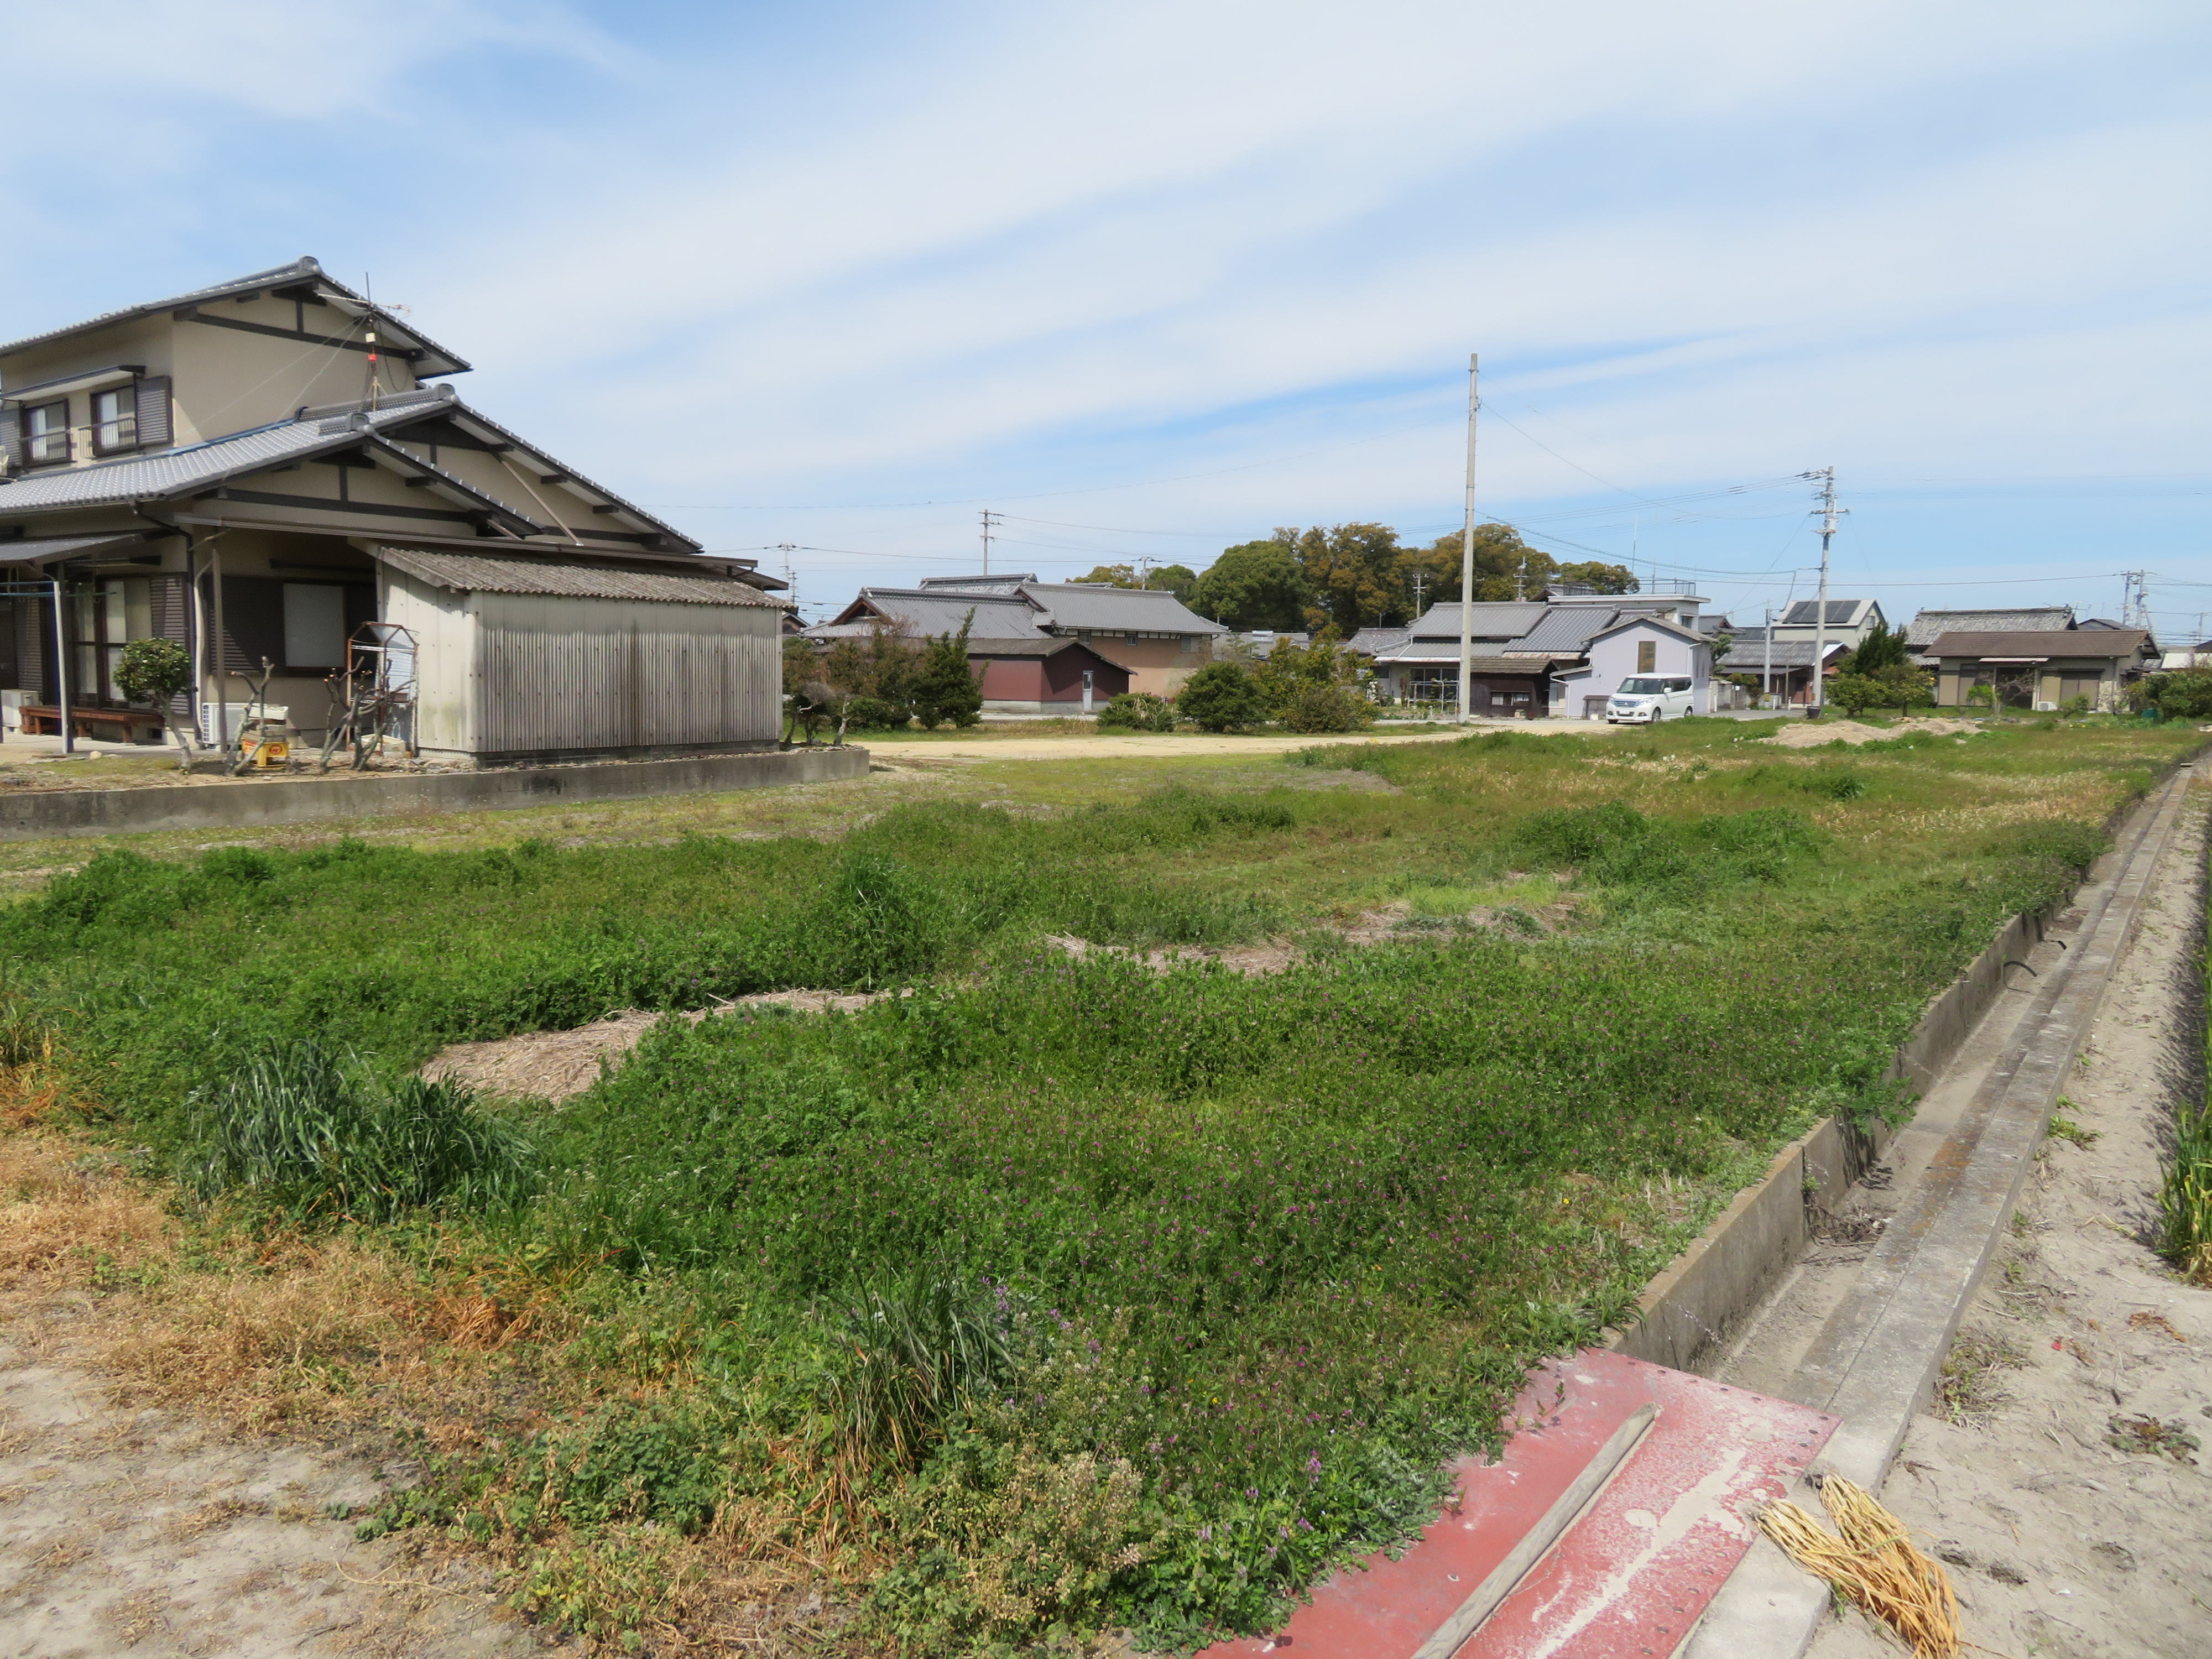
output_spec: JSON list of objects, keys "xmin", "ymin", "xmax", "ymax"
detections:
[{"xmin": 6, "ymin": 0, "xmax": 2209, "ymax": 631}]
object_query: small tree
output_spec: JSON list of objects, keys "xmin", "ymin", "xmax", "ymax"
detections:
[
  {"xmin": 112, "ymin": 638, "xmax": 199, "ymax": 769},
  {"xmin": 1175, "ymin": 661, "xmax": 1270, "ymax": 732},
  {"xmin": 1825, "ymin": 674, "xmax": 1887, "ymax": 717},
  {"xmin": 1839, "ymin": 621, "xmax": 1909, "ymax": 675},
  {"xmin": 824, "ymin": 619, "xmax": 922, "ymax": 726},
  {"xmin": 1868, "ymin": 661, "xmax": 1932, "ymax": 716},
  {"xmin": 910, "ymin": 616, "xmax": 983, "ymax": 731}
]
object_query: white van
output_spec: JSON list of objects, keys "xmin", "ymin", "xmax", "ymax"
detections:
[{"xmin": 1606, "ymin": 676, "xmax": 1695, "ymax": 723}]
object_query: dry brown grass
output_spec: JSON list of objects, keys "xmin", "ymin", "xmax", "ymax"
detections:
[{"xmin": 0, "ymin": 1131, "xmax": 173, "ymax": 1292}]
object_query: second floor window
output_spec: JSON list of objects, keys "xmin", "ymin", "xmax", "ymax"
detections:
[
  {"xmin": 25, "ymin": 400, "xmax": 69, "ymax": 464},
  {"xmin": 92, "ymin": 385, "xmax": 137, "ymax": 453}
]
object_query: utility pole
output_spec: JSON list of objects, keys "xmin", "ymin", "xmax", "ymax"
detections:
[
  {"xmin": 1411, "ymin": 570, "xmax": 1426, "ymax": 617},
  {"xmin": 1762, "ymin": 606, "xmax": 1775, "ymax": 707},
  {"xmin": 2119, "ymin": 570, "xmax": 2151, "ymax": 633},
  {"xmin": 770, "ymin": 542, "xmax": 799, "ymax": 617},
  {"xmin": 979, "ymin": 509, "xmax": 1003, "ymax": 576},
  {"xmin": 1457, "ymin": 353, "xmax": 1479, "ymax": 724},
  {"xmin": 1514, "ymin": 551, "xmax": 1527, "ymax": 603},
  {"xmin": 1804, "ymin": 468, "xmax": 1845, "ymax": 717}
]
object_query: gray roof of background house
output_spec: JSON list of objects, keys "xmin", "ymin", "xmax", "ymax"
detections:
[
  {"xmin": 1905, "ymin": 606, "xmax": 2073, "ymax": 646},
  {"xmin": 1509, "ymin": 607, "xmax": 1629, "ymax": 653},
  {"xmin": 1714, "ymin": 636, "xmax": 1846, "ymax": 669},
  {"xmin": 1404, "ymin": 601, "xmax": 1550, "ymax": 639},
  {"xmin": 0, "ymin": 256, "xmax": 471, "ymax": 379},
  {"xmin": 377, "ymin": 547, "xmax": 782, "ymax": 607},
  {"xmin": 1923, "ymin": 629, "xmax": 2147, "ymax": 660},
  {"xmin": 1779, "ymin": 598, "xmax": 1879, "ymax": 627},
  {"xmin": 818, "ymin": 587, "xmax": 1048, "ymax": 639},
  {"xmin": 918, "ymin": 573, "xmax": 1037, "ymax": 596},
  {"xmin": 1346, "ymin": 625, "xmax": 1411, "ymax": 656},
  {"xmin": 1016, "ymin": 581, "xmax": 1226, "ymax": 634}
]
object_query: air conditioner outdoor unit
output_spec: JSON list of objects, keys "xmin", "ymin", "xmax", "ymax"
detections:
[{"xmin": 2034, "ymin": 700, "xmax": 2058, "ymax": 712}]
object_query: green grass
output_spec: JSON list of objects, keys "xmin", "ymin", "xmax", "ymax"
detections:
[{"xmin": 0, "ymin": 716, "xmax": 2195, "ymax": 1652}]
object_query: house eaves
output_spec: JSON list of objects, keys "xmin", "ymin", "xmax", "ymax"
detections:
[{"xmin": 0, "ymin": 257, "xmax": 471, "ymax": 379}]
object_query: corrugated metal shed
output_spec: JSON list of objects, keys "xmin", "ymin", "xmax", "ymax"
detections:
[{"xmin": 376, "ymin": 546, "xmax": 781, "ymax": 608}]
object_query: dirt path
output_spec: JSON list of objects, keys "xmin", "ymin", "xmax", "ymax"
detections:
[
  {"xmin": 1807, "ymin": 790, "xmax": 2212, "ymax": 1658},
  {"xmin": 0, "ymin": 1300, "xmax": 564, "ymax": 1658}
]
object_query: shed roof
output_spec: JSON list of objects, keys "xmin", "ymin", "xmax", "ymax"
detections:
[
  {"xmin": 964, "ymin": 637, "xmax": 1131, "ymax": 669},
  {"xmin": 917, "ymin": 573, "xmax": 1037, "ymax": 596},
  {"xmin": 1589, "ymin": 614, "xmax": 1709, "ymax": 646},
  {"xmin": 1924, "ymin": 629, "xmax": 2146, "ymax": 660},
  {"xmin": 375, "ymin": 547, "xmax": 784, "ymax": 607},
  {"xmin": 1016, "ymin": 581, "xmax": 1227, "ymax": 634},
  {"xmin": 0, "ymin": 256, "xmax": 470, "ymax": 379},
  {"xmin": 1904, "ymin": 606, "xmax": 2073, "ymax": 646}
]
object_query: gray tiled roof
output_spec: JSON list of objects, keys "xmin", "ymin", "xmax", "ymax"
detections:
[
  {"xmin": 0, "ymin": 388, "xmax": 707, "ymax": 557},
  {"xmin": 917, "ymin": 573, "xmax": 1037, "ymax": 595},
  {"xmin": 1018, "ymin": 581, "xmax": 1227, "ymax": 635},
  {"xmin": 1509, "ymin": 607, "xmax": 1623, "ymax": 653},
  {"xmin": 0, "ymin": 397, "xmax": 493, "ymax": 514},
  {"xmin": 1346, "ymin": 625, "xmax": 1411, "ymax": 656},
  {"xmin": 376, "ymin": 547, "xmax": 781, "ymax": 607},
  {"xmin": 0, "ymin": 256, "xmax": 471, "ymax": 379},
  {"xmin": 1903, "ymin": 606, "xmax": 2072, "ymax": 646},
  {"xmin": 1923, "ymin": 630, "xmax": 2147, "ymax": 660},
  {"xmin": 1713, "ymin": 636, "xmax": 1843, "ymax": 669},
  {"xmin": 1404, "ymin": 601, "xmax": 1549, "ymax": 639},
  {"xmin": 820, "ymin": 588, "xmax": 1048, "ymax": 638}
]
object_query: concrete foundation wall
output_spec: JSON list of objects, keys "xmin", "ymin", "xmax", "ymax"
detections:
[{"xmin": 0, "ymin": 745, "xmax": 869, "ymax": 842}]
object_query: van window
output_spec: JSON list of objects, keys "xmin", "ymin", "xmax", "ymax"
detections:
[
  {"xmin": 1617, "ymin": 677, "xmax": 1663, "ymax": 695},
  {"xmin": 1664, "ymin": 677, "xmax": 1692, "ymax": 692}
]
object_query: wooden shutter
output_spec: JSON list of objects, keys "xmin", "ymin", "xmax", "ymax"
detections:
[
  {"xmin": 0, "ymin": 403, "xmax": 21, "ymax": 470},
  {"xmin": 134, "ymin": 377, "xmax": 173, "ymax": 449}
]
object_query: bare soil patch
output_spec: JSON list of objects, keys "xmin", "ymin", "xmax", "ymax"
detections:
[
  {"xmin": 1807, "ymin": 790, "xmax": 2212, "ymax": 1659},
  {"xmin": 1761, "ymin": 717, "xmax": 1983, "ymax": 749},
  {"xmin": 422, "ymin": 989, "xmax": 886, "ymax": 1103}
]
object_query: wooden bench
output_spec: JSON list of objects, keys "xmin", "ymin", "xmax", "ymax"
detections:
[{"xmin": 14, "ymin": 705, "xmax": 170, "ymax": 744}]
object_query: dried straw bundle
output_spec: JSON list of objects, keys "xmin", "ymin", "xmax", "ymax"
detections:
[{"xmin": 1758, "ymin": 1475, "xmax": 1963, "ymax": 1658}]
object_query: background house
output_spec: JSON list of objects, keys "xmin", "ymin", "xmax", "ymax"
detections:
[
  {"xmin": 1926, "ymin": 630, "xmax": 2150, "ymax": 711},
  {"xmin": 1767, "ymin": 598, "xmax": 1886, "ymax": 649},
  {"xmin": 1712, "ymin": 628, "xmax": 1850, "ymax": 705},
  {"xmin": 1553, "ymin": 615, "xmax": 1714, "ymax": 718},
  {"xmin": 0, "ymin": 258, "xmax": 788, "ymax": 763},
  {"xmin": 966, "ymin": 638, "xmax": 1130, "ymax": 713},
  {"xmin": 814, "ymin": 574, "xmax": 1227, "ymax": 700},
  {"xmin": 1903, "ymin": 606, "xmax": 2073, "ymax": 667}
]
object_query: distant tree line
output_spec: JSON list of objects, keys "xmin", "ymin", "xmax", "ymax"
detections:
[{"xmin": 1071, "ymin": 524, "xmax": 1637, "ymax": 636}]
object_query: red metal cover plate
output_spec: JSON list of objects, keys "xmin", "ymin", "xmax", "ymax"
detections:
[{"xmin": 1194, "ymin": 1348, "xmax": 1835, "ymax": 1659}]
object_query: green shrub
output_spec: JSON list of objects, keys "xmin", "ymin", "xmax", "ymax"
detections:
[
  {"xmin": 827, "ymin": 1265, "xmax": 1026, "ymax": 1468},
  {"xmin": 1097, "ymin": 692, "xmax": 1176, "ymax": 732},
  {"xmin": 844, "ymin": 695, "xmax": 912, "ymax": 731},
  {"xmin": 182, "ymin": 1039, "xmax": 535, "ymax": 1223},
  {"xmin": 2129, "ymin": 669, "xmax": 2212, "ymax": 721},
  {"xmin": 1279, "ymin": 684, "xmax": 1371, "ymax": 733},
  {"xmin": 1175, "ymin": 662, "xmax": 1270, "ymax": 732}
]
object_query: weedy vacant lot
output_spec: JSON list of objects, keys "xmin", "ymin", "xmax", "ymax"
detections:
[{"xmin": 0, "ymin": 718, "xmax": 2195, "ymax": 1655}]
